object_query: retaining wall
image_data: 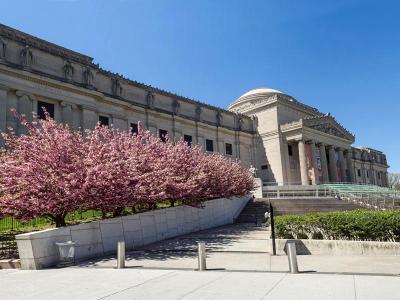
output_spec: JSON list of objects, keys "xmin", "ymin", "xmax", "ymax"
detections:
[{"xmin": 16, "ymin": 196, "xmax": 250, "ymax": 270}]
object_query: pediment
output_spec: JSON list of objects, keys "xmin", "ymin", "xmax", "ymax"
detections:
[{"xmin": 303, "ymin": 115, "xmax": 354, "ymax": 142}]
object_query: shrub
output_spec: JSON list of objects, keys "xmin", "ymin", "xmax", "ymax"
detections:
[
  {"xmin": 274, "ymin": 210, "xmax": 400, "ymax": 242},
  {"xmin": 0, "ymin": 112, "xmax": 254, "ymax": 226}
]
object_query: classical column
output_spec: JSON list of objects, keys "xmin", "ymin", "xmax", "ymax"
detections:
[
  {"xmin": 327, "ymin": 145, "xmax": 338, "ymax": 182},
  {"xmin": 61, "ymin": 101, "xmax": 73, "ymax": 126},
  {"xmin": 319, "ymin": 143, "xmax": 329, "ymax": 183},
  {"xmin": 16, "ymin": 91, "xmax": 34, "ymax": 135},
  {"xmin": 337, "ymin": 148, "xmax": 347, "ymax": 182},
  {"xmin": 0, "ymin": 86, "xmax": 8, "ymax": 134},
  {"xmin": 0, "ymin": 86, "xmax": 8, "ymax": 147},
  {"xmin": 345, "ymin": 149, "xmax": 355, "ymax": 183},
  {"xmin": 310, "ymin": 141, "xmax": 319, "ymax": 185},
  {"xmin": 298, "ymin": 140, "xmax": 309, "ymax": 185}
]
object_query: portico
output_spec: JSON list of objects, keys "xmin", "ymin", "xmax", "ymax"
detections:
[
  {"xmin": 228, "ymin": 88, "xmax": 388, "ymax": 187},
  {"xmin": 281, "ymin": 115, "xmax": 355, "ymax": 185}
]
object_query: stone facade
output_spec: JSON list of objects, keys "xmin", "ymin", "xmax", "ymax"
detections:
[
  {"xmin": 0, "ymin": 24, "xmax": 389, "ymax": 186},
  {"xmin": 229, "ymin": 89, "xmax": 389, "ymax": 186}
]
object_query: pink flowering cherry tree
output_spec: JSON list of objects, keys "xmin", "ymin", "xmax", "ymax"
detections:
[
  {"xmin": 0, "ymin": 113, "xmax": 255, "ymax": 227},
  {"xmin": 0, "ymin": 111, "xmax": 86, "ymax": 227}
]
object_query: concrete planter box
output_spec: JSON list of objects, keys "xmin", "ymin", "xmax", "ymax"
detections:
[
  {"xmin": 268, "ymin": 238, "xmax": 400, "ymax": 256},
  {"xmin": 16, "ymin": 196, "xmax": 250, "ymax": 270}
]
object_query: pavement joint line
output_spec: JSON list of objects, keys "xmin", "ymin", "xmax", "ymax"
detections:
[
  {"xmin": 353, "ymin": 275, "xmax": 358, "ymax": 300},
  {"xmin": 129, "ymin": 249, "xmax": 270, "ymax": 254},
  {"xmin": 95, "ymin": 269, "xmax": 178, "ymax": 300},
  {"xmin": 260, "ymin": 272, "xmax": 288, "ymax": 299},
  {"xmin": 176, "ymin": 272, "xmax": 231, "ymax": 299},
  {"xmin": 71, "ymin": 265, "xmax": 400, "ymax": 277}
]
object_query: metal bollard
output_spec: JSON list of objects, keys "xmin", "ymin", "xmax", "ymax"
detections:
[
  {"xmin": 117, "ymin": 241, "xmax": 125, "ymax": 269},
  {"xmin": 197, "ymin": 242, "xmax": 207, "ymax": 271},
  {"xmin": 286, "ymin": 241, "xmax": 299, "ymax": 273}
]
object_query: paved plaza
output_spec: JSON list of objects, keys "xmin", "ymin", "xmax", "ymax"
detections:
[
  {"xmin": 1, "ymin": 224, "xmax": 399, "ymax": 299},
  {"xmin": 79, "ymin": 224, "xmax": 400, "ymax": 275},
  {"xmin": 1, "ymin": 267, "xmax": 399, "ymax": 300}
]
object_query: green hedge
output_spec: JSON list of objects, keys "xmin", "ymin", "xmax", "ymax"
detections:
[{"xmin": 274, "ymin": 210, "xmax": 400, "ymax": 242}]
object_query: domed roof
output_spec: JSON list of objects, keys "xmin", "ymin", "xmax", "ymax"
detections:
[
  {"xmin": 238, "ymin": 88, "xmax": 283, "ymax": 99},
  {"xmin": 228, "ymin": 87, "xmax": 283, "ymax": 111}
]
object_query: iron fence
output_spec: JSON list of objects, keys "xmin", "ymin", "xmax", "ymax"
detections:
[{"xmin": 0, "ymin": 231, "xmax": 21, "ymax": 259}]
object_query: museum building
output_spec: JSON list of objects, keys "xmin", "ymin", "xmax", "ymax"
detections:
[{"xmin": 0, "ymin": 24, "xmax": 389, "ymax": 187}]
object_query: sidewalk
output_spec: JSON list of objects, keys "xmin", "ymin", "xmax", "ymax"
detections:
[
  {"xmin": 78, "ymin": 223, "xmax": 400, "ymax": 275},
  {"xmin": 1, "ymin": 267, "xmax": 399, "ymax": 300}
]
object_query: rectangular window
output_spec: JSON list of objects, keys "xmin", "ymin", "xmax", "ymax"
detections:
[
  {"xmin": 225, "ymin": 143, "xmax": 233, "ymax": 155},
  {"xmin": 159, "ymin": 129, "xmax": 168, "ymax": 142},
  {"xmin": 261, "ymin": 165, "xmax": 268, "ymax": 170},
  {"xmin": 206, "ymin": 139, "xmax": 214, "ymax": 152},
  {"xmin": 357, "ymin": 169, "xmax": 361, "ymax": 177},
  {"xmin": 130, "ymin": 123, "xmax": 138, "ymax": 134},
  {"xmin": 99, "ymin": 116, "xmax": 109, "ymax": 126},
  {"xmin": 37, "ymin": 101, "xmax": 55, "ymax": 120},
  {"xmin": 288, "ymin": 145, "xmax": 293, "ymax": 156},
  {"xmin": 184, "ymin": 134, "xmax": 192, "ymax": 146}
]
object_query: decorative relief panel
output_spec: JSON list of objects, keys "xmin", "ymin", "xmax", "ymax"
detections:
[
  {"xmin": 20, "ymin": 45, "xmax": 34, "ymax": 67},
  {"xmin": 307, "ymin": 123, "xmax": 348, "ymax": 139}
]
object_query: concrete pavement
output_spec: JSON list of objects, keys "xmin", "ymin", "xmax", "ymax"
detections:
[
  {"xmin": 78, "ymin": 224, "xmax": 400, "ymax": 275},
  {"xmin": 1, "ymin": 267, "xmax": 399, "ymax": 300}
]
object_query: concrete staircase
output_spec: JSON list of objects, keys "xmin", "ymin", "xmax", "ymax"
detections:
[
  {"xmin": 236, "ymin": 197, "xmax": 360, "ymax": 223},
  {"xmin": 235, "ymin": 200, "xmax": 269, "ymax": 223}
]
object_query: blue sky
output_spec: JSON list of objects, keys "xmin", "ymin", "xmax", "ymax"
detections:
[{"xmin": 2, "ymin": 0, "xmax": 399, "ymax": 171}]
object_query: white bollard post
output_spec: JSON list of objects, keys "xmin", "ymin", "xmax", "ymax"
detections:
[
  {"xmin": 286, "ymin": 241, "xmax": 299, "ymax": 273},
  {"xmin": 198, "ymin": 242, "xmax": 207, "ymax": 271},
  {"xmin": 117, "ymin": 241, "xmax": 125, "ymax": 269}
]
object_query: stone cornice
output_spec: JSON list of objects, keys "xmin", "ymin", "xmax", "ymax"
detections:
[
  {"xmin": 0, "ymin": 24, "xmax": 93, "ymax": 65},
  {"xmin": 0, "ymin": 23, "xmax": 250, "ymax": 125}
]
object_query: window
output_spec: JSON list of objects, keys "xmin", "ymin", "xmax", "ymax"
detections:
[
  {"xmin": 184, "ymin": 135, "xmax": 192, "ymax": 146},
  {"xmin": 357, "ymin": 169, "xmax": 361, "ymax": 177},
  {"xmin": 206, "ymin": 139, "xmax": 214, "ymax": 152},
  {"xmin": 159, "ymin": 129, "xmax": 168, "ymax": 142},
  {"xmin": 366, "ymin": 170, "xmax": 369, "ymax": 178},
  {"xmin": 225, "ymin": 143, "xmax": 233, "ymax": 155},
  {"xmin": 288, "ymin": 145, "xmax": 293, "ymax": 156},
  {"xmin": 37, "ymin": 101, "xmax": 54, "ymax": 120},
  {"xmin": 378, "ymin": 172, "xmax": 381, "ymax": 179},
  {"xmin": 130, "ymin": 123, "xmax": 138, "ymax": 135},
  {"xmin": 261, "ymin": 165, "xmax": 268, "ymax": 170},
  {"xmin": 99, "ymin": 116, "xmax": 109, "ymax": 126}
]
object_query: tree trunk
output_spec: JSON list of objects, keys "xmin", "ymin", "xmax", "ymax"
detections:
[
  {"xmin": 54, "ymin": 215, "xmax": 66, "ymax": 228},
  {"xmin": 113, "ymin": 207, "xmax": 124, "ymax": 217}
]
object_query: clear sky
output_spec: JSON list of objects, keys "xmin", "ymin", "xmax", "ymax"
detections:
[{"xmin": 2, "ymin": 0, "xmax": 399, "ymax": 171}]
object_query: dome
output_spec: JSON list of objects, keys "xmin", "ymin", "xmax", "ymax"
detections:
[
  {"xmin": 228, "ymin": 87, "xmax": 283, "ymax": 111},
  {"xmin": 238, "ymin": 88, "xmax": 283, "ymax": 99}
]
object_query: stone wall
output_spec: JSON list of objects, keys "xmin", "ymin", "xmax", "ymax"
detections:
[{"xmin": 16, "ymin": 196, "xmax": 249, "ymax": 270}]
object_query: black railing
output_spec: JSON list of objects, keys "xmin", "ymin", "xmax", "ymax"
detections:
[{"xmin": 0, "ymin": 231, "xmax": 21, "ymax": 259}]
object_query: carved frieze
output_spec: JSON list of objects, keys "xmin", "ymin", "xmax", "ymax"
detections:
[
  {"xmin": 216, "ymin": 111, "xmax": 222, "ymax": 126},
  {"xmin": 83, "ymin": 67, "xmax": 94, "ymax": 88},
  {"xmin": 20, "ymin": 45, "xmax": 34, "ymax": 67},
  {"xmin": 308, "ymin": 123, "xmax": 348, "ymax": 139},
  {"xmin": 172, "ymin": 99, "xmax": 180, "ymax": 115},
  {"xmin": 63, "ymin": 60, "xmax": 74, "ymax": 81},
  {"xmin": 195, "ymin": 104, "xmax": 202, "ymax": 121},
  {"xmin": 146, "ymin": 91, "xmax": 155, "ymax": 109},
  {"xmin": 111, "ymin": 77, "xmax": 123, "ymax": 97},
  {"xmin": 0, "ymin": 38, "xmax": 6, "ymax": 60},
  {"xmin": 303, "ymin": 116, "xmax": 354, "ymax": 141}
]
